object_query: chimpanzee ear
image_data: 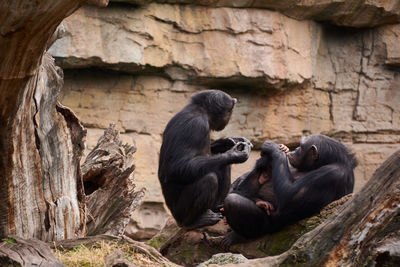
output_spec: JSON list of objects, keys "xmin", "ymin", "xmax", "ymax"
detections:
[{"xmin": 310, "ymin": 145, "xmax": 319, "ymax": 161}]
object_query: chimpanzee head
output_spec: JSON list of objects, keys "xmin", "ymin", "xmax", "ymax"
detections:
[
  {"xmin": 287, "ymin": 136, "xmax": 319, "ymax": 172},
  {"xmin": 191, "ymin": 90, "xmax": 237, "ymax": 131},
  {"xmin": 287, "ymin": 134, "xmax": 356, "ymax": 172}
]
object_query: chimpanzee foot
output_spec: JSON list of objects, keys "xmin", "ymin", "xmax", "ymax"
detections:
[
  {"xmin": 184, "ymin": 209, "xmax": 223, "ymax": 230},
  {"xmin": 220, "ymin": 230, "xmax": 249, "ymax": 250}
]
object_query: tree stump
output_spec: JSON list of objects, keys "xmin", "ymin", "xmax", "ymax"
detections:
[
  {"xmin": 0, "ymin": 50, "xmax": 87, "ymax": 241},
  {"xmin": 82, "ymin": 124, "xmax": 145, "ymax": 236},
  {"xmin": 0, "ymin": 0, "xmax": 113, "ymax": 242},
  {"xmin": 0, "ymin": 0, "xmax": 100, "ymax": 241}
]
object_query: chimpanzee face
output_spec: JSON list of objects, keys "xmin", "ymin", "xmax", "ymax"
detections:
[
  {"xmin": 191, "ymin": 90, "xmax": 236, "ymax": 131},
  {"xmin": 287, "ymin": 136, "xmax": 319, "ymax": 172},
  {"xmin": 206, "ymin": 91, "xmax": 236, "ymax": 131},
  {"xmin": 258, "ymin": 167, "xmax": 272, "ymax": 184},
  {"xmin": 210, "ymin": 103, "xmax": 235, "ymax": 131}
]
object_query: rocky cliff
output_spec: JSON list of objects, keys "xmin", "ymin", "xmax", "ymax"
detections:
[{"xmin": 49, "ymin": 0, "xmax": 400, "ymax": 239}]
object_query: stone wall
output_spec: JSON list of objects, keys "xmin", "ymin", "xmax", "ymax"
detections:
[{"xmin": 50, "ymin": 1, "xmax": 400, "ymax": 239}]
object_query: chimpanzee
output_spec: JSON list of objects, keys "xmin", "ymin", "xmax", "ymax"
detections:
[
  {"xmin": 222, "ymin": 134, "xmax": 357, "ymax": 246},
  {"xmin": 158, "ymin": 90, "xmax": 252, "ymax": 230},
  {"xmin": 227, "ymin": 146, "xmax": 287, "ymax": 216}
]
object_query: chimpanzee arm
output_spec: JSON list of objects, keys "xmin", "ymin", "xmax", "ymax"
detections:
[
  {"xmin": 167, "ymin": 142, "xmax": 251, "ymax": 185},
  {"xmin": 260, "ymin": 142, "xmax": 294, "ymax": 203},
  {"xmin": 261, "ymin": 141, "xmax": 345, "ymax": 224},
  {"xmin": 276, "ymin": 165, "xmax": 346, "ymax": 224},
  {"xmin": 188, "ymin": 142, "xmax": 250, "ymax": 177},
  {"xmin": 233, "ymin": 170, "xmax": 260, "ymax": 199},
  {"xmin": 231, "ymin": 173, "xmax": 247, "ymax": 191},
  {"xmin": 180, "ymin": 122, "xmax": 250, "ymax": 182}
]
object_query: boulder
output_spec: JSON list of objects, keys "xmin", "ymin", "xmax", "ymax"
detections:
[{"xmin": 198, "ymin": 253, "xmax": 248, "ymax": 267}]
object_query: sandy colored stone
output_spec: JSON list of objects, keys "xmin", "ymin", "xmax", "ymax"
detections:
[
  {"xmin": 351, "ymin": 144, "xmax": 400, "ymax": 192},
  {"xmin": 125, "ymin": 202, "xmax": 169, "ymax": 240},
  {"xmin": 111, "ymin": 0, "xmax": 400, "ymax": 28},
  {"xmin": 49, "ymin": 4, "xmax": 315, "ymax": 87},
  {"xmin": 60, "ymin": 69, "xmax": 400, "ymax": 201},
  {"xmin": 53, "ymin": 4, "xmax": 400, "ymax": 144},
  {"xmin": 382, "ymin": 25, "xmax": 400, "ymax": 66}
]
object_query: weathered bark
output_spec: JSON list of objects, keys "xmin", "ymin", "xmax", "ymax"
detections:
[
  {"xmin": 82, "ymin": 124, "xmax": 145, "ymax": 236},
  {"xmin": 0, "ymin": 0, "xmax": 109, "ymax": 241},
  {"xmin": 0, "ymin": 49, "xmax": 87, "ymax": 241},
  {"xmin": 0, "ymin": 236, "xmax": 65, "ymax": 266},
  {"xmin": 372, "ymin": 228, "xmax": 400, "ymax": 266},
  {"xmin": 228, "ymin": 149, "xmax": 400, "ymax": 266}
]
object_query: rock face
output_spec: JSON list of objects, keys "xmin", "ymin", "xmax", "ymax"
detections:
[
  {"xmin": 49, "ymin": 2, "xmax": 400, "ymax": 239},
  {"xmin": 111, "ymin": 0, "xmax": 400, "ymax": 28}
]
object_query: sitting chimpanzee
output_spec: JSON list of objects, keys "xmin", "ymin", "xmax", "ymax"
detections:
[
  {"xmin": 158, "ymin": 90, "xmax": 252, "ymax": 230},
  {"xmin": 223, "ymin": 134, "xmax": 357, "ymax": 246}
]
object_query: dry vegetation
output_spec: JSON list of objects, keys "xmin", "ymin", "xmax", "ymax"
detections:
[{"xmin": 53, "ymin": 240, "xmax": 161, "ymax": 267}]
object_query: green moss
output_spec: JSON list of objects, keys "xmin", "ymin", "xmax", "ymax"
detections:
[
  {"xmin": 166, "ymin": 240, "xmax": 214, "ymax": 266},
  {"xmin": 146, "ymin": 235, "xmax": 163, "ymax": 250},
  {"xmin": 2, "ymin": 237, "xmax": 16, "ymax": 244},
  {"xmin": 253, "ymin": 223, "xmax": 306, "ymax": 256},
  {"xmin": 146, "ymin": 221, "xmax": 181, "ymax": 250}
]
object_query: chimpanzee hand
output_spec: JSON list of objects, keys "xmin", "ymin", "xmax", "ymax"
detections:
[
  {"xmin": 228, "ymin": 137, "xmax": 253, "ymax": 148},
  {"xmin": 227, "ymin": 141, "xmax": 251, "ymax": 163},
  {"xmin": 279, "ymin": 144, "xmax": 290, "ymax": 154},
  {"xmin": 211, "ymin": 138, "xmax": 236, "ymax": 154},
  {"xmin": 261, "ymin": 141, "xmax": 284, "ymax": 158},
  {"xmin": 211, "ymin": 137, "xmax": 253, "ymax": 154},
  {"xmin": 256, "ymin": 200, "xmax": 275, "ymax": 216}
]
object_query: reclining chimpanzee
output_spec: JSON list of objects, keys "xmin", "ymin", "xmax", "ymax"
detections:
[
  {"xmin": 158, "ymin": 90, "xmax": 252, "ymax": 230},
  {"xmin": 223, "ymin": 134, "xmax": 357, "ymax": 246}
]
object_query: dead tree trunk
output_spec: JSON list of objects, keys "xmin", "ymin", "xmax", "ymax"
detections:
[
  {"xmin": 82, "ymin": 124, "xmax": 145, "ymax": 236},
  {"xmin": 235, "ymin": 150, "xmax": 400, "ymax": 266},
  {"xmin": 0, "ymin": 0, "xmax": 108, "ymax": 241}
]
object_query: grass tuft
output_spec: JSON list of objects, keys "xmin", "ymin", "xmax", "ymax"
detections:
[{"xmin": 53, "ymin": 240, "xmax": 159, "ymax": 267}]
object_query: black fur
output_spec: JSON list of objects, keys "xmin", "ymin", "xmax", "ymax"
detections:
[
  {"xmin": 158, "ymin": 90, "xmax": 251, "ymax": 229},
  {"xmin": 223, "ymin": 134, "xmax": 357, "ymax": 243}
]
